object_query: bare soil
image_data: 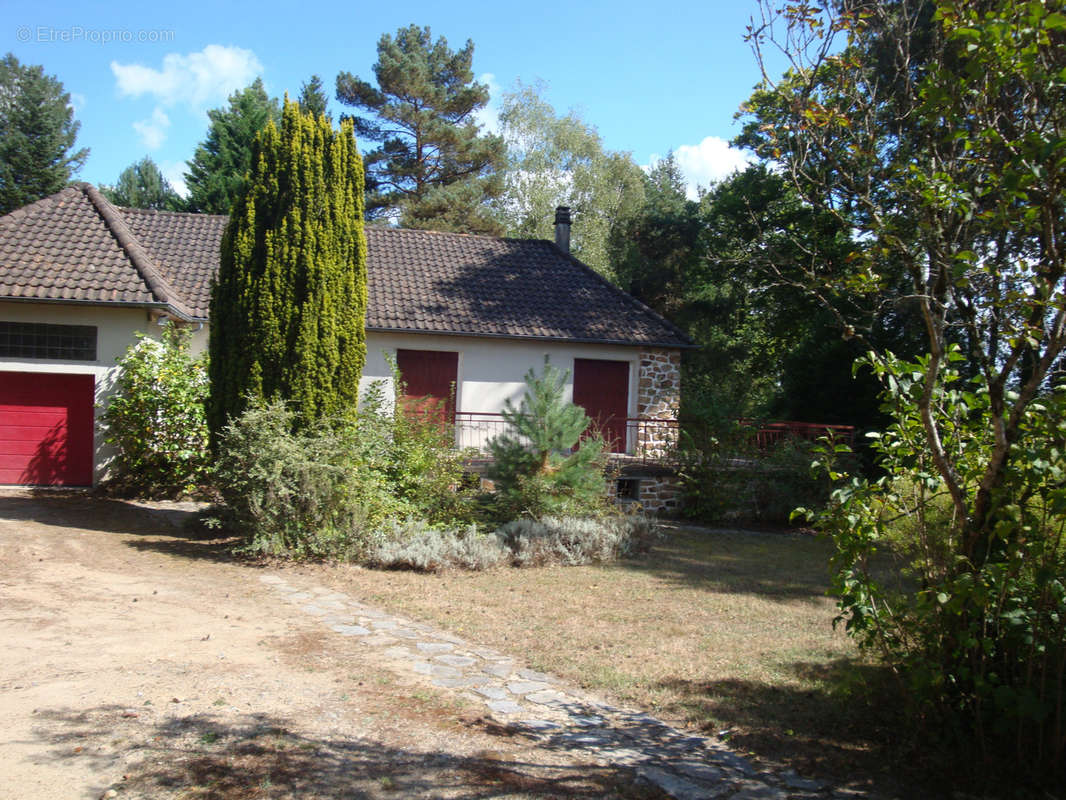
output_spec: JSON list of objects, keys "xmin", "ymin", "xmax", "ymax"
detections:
[{"xmin": 0, "ymin": 491, "xmax": 664, "ymax": 800}]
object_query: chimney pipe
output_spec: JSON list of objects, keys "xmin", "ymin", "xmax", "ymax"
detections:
[{"xmin": 554, "ymin": 206, "xmax": 571, "ymax": 254}]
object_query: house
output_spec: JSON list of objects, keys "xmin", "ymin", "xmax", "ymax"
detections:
[{"xmin": 0, "ymin": 184, "xmax": 690, "ymax": 505}]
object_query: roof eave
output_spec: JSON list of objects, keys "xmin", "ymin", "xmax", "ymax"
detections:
[
  {"xmin": 0, "ymin": 295, "xmax": 204, "ymax": 323},
  {"xmin": 365, "ymin": 325, "xmax": 696, "ymax": 349}
]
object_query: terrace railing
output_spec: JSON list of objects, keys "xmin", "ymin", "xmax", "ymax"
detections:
[{"xmin": 451, "ymin": 413, "xmax": 851, "ymax": 467}]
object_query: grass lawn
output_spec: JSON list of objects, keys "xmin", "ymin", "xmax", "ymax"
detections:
[{"xmin": 320, "ymin": 523, "xmax": 916, "ymax": 793}]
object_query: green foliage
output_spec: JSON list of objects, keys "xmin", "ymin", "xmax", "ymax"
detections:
[
  {"xmin": 100, "ymin": 324, "xmax": 209, "ymax": 497},
  {"xmin": 184, "ymin": 79, "xmax": 280, "ymax": 214},
  {"xmin": 214, "ymin": 374, "xmax": 476, "ymax": 558},
  {"xmin": 335, "ymin": 24, "xmax": 505, "ymax": 233},
  {"xmin": 101, "ymin": 156, "xmax": 181, "ymax": 210},
  {"xmin": 487, "ymin": 361, "xmax": 608, "ymax": 519},
  {"xmin": 0, "ymin": 53, "xmax": 88, "ymax": 213},
  {"xmin": 742, "ymin": 1, "xmax": 1066, "ymax": 782},
  {"xmin": 297, "ymin": 74, "xmax": 330, "ymax": 121},
  {"xmin": 213, "ymin": 398, "xmax": 392, "ymax": 558},
  {"xmin": 495, "ymin": 81, "xmax": 646, "ymax": 281},
  {"xmin": 809, "ymin": 352, "xmax": 1066, "ymax": 782},
  {"xmin": 208, "ymin": 97, "xmax": 367, "ymax": 439},
  {"xmin": 679, "ymin": 422, "xmax": 834, "ymax": 525},
  {"xmin": 357, "ymin": 372, "xmax": 476, "ymax": 526}
]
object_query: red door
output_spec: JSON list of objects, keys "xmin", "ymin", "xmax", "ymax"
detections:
[
  {"xmin": 396, "ymin": 350, "xmax": 459, "ymax": 424},
  {"xmin": 0, "ymin": 372, "xmax": 95, "ymax": 486},
  {"xmin": 573, "ymin": 359, "xmax": 630, "ymax": 453}
]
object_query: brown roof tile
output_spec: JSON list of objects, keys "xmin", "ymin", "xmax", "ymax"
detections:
[{"xmin": 0, "ymin": 186, "xmax": 690, "ymax": 348}]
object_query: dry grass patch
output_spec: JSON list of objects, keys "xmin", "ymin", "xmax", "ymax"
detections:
[{"xmin": 326, "ymin": 524, "xmax": 916, "ymax": 793}]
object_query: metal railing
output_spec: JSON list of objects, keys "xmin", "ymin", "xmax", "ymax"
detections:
[
  {"xmin": 453, "ymin": 413, "xmax": 681, "ymax": 466},
  {"xmin": 451, "ymin": 412, "xmax": 854, "ymax": 466},
  {"xmin": 736, "ymin": 419, "xmax": 856, "ymax": 449}
]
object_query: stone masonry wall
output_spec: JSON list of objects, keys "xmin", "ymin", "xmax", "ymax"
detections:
[
  {"xmin": 635, "ymin": 473, "xmax": 682, "ymax": 514},
  {"xmin": 636, "ymin": 348, "xmax": 681, "ymax": 459}
]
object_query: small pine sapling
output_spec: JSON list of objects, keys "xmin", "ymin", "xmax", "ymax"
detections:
[{"xmin": 488, "ymin": 360, "xmax": 607, "ymax": 518}]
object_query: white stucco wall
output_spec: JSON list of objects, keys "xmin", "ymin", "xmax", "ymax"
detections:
[
  {"xmin": 359, "ymin": 331, "xmax": 642, "ymax": 451},
  {"xmin": 0, "ymin": 305, "xmax": 647, "ymax": 482},
  {"xmin": 0, "ymin": 301, "xmax": 188, "ymax": 485}
]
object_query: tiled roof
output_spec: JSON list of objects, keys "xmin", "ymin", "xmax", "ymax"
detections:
[
  {"xmin": 0, "ymin": 185, "xmax": 690, "ymax": 348},
  {"xmin": 122, "ymin": 205, "xmax": 226, "ymax": 318},
  {"xmin": 363, "ymin": 228, "xmax": 688, "ymax": 346},
  {"xmin": 0, "ymin": 184, "xmax": 191, "ymax": 315}
]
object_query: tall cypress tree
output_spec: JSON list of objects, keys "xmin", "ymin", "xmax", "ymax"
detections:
[{"xmin": 208, "ymin": 97, "xmax": 366, "ymax": 441}]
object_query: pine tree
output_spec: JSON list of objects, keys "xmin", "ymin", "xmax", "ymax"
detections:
[
  {"xmin": 488, "ymin": 361, "xmax": 606, "ymax": 517},
  {"xmin": 0, "ymin": 53, "xmax": 88, "ymax": 213},
  {"xmin": 335, "ymin": 24, "xmax": 505, "ymax": 233},
  {"xmin": 208, "ymin": 97, "xmax": 367, "ymax": 441},
  {"xmin": 184, "ymin": 78, "xmax": 280, "ymax": 214},
  {"xmin": 101, "ymin": 156, "xmax": 181, "ymax": 210},
  {"xmin": 298, "ymin": 75, "xmax": 330, "ymax": 121}
]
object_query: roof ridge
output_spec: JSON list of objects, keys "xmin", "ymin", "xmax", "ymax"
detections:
[
  {"xmin": 120, "ymin": 205, "xmax": 230, "ymax": 221},
  {"xmin": 82, "ymin": 184, "xmax": 197, "ymax": 320},
  {"xmin": 366, "ymin": 225, "xmax": 517, "ymax": 242},
  {"xmin": 0, "ymin": 185, "xmax": 84, "ymax": 228}
]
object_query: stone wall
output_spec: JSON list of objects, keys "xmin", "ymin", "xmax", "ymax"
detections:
[
  {"xmin": 615, "ymin": 471, "xmax": 683, "ymax": 515},
  {"xmin": 636, "ymin": 348, "xmax": 681, "ymax": 459}
]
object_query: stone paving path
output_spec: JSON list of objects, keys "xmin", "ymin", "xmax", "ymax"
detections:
[{"xmin": 259, "ymin": 574, "xmax": 874, "ymax": 800}]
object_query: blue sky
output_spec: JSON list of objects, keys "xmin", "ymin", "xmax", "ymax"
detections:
[{"xmin": 2, "ymin": 0, "xmax": 772, "ymax": 200}]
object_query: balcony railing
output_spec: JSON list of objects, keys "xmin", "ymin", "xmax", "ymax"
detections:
[
  {"xmin": 451, "ymin": 413, "xmax": 853, "ymax": 466},
  {"xmin": 453, "ymin": 412, "xmax": 681, "ymax": 465}
]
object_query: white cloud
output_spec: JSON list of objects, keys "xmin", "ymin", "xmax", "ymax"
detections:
[
  {"xmin": 474, "ymin": 72, "xmax": 500, "ymax": 135},
  {"xmin": 132, "ymin": 107, "xmax": 170, "ymax": 150},
  {"xmin": 111, "ymin": 44, "xmax": 263, "ymax": 109},
  {"xmin": 160, "ymin": 161, "xmax": 188, "ymax": 198},
  {"xmin": 651, "ymin": 136, "xmax": 754, "ymax": 200},
  {"xmin": 68, "ymin": 93, "xmax": 87, "ymax": 112}
]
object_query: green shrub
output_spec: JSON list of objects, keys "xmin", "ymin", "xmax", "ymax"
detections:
[
  {"xmin": 679, "ymin": 419, "xmax": 835, "ymax": 524},
  {"xmin": 487, "ymin": 360, "xmax": 608, "ymax": 519},
  {"xmin": 358, "ymin": 375, "xmax": 476, "ymax": 525},
  {"xmin": 809, "ymin": 353, "xmax": 1066, "ymax": 783},
  {"xmin": 100, "ymin": 323, "xmax": 209, "ymax": 497},
  {"xmin": 213, "ymin": 397, "xmax": 397, "ymax": 558}
]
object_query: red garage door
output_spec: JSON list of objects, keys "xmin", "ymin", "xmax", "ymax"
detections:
[{"xmin": 0, "ymin": 372, "xmax": 94, "ymax": 486}]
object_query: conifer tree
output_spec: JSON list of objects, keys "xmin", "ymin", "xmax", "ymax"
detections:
[
  {"xmin": 335, "ymin": 24, "xmax": 505, "ymax": 233},
  {"xmin": 208, "ymin": 97, "xmax": 366, "ymax": 441},
  {"xmin": 488, "ymin": 361, "xmax": 606, "ymax": 517},
  {"xmin": 0, "ymin": 53, "xmax": 88, "ymax": 213},
  {"xmin": 298, "ymin": 75, "xmax": 330, "ymax": 121},
  {"xmin": 184, "ymin": 79, "xmax": 280, "ymax": 214},
  {"xmin": 101, "ymin": 156, "xmax": 181, "ymax": 210}
]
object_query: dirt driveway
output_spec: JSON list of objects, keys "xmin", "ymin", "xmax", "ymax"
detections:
[{"xmin": 0, "ymin": 492, "xmax": 662, "ymax": 800}]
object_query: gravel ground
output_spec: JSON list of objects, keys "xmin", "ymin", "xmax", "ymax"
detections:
[{"xmin": 0, "ymin": 490, "xmax": 666, "ymax": 800}]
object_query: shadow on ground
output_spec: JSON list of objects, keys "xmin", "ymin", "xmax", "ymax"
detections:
[
  {"xmin": 609, "ymin": 524, "xmax": 839, "ymax": 602},
  {"xmin": 28, "ymin": 705, "xmax": 668, "ymax": 799},
  {"xmin": 654, "ymin": 659, "xmax": 950, "ymax": 800},
  {"xmin": 0, "ymin": 492, "xmax": 240, "ymax": 564}
]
